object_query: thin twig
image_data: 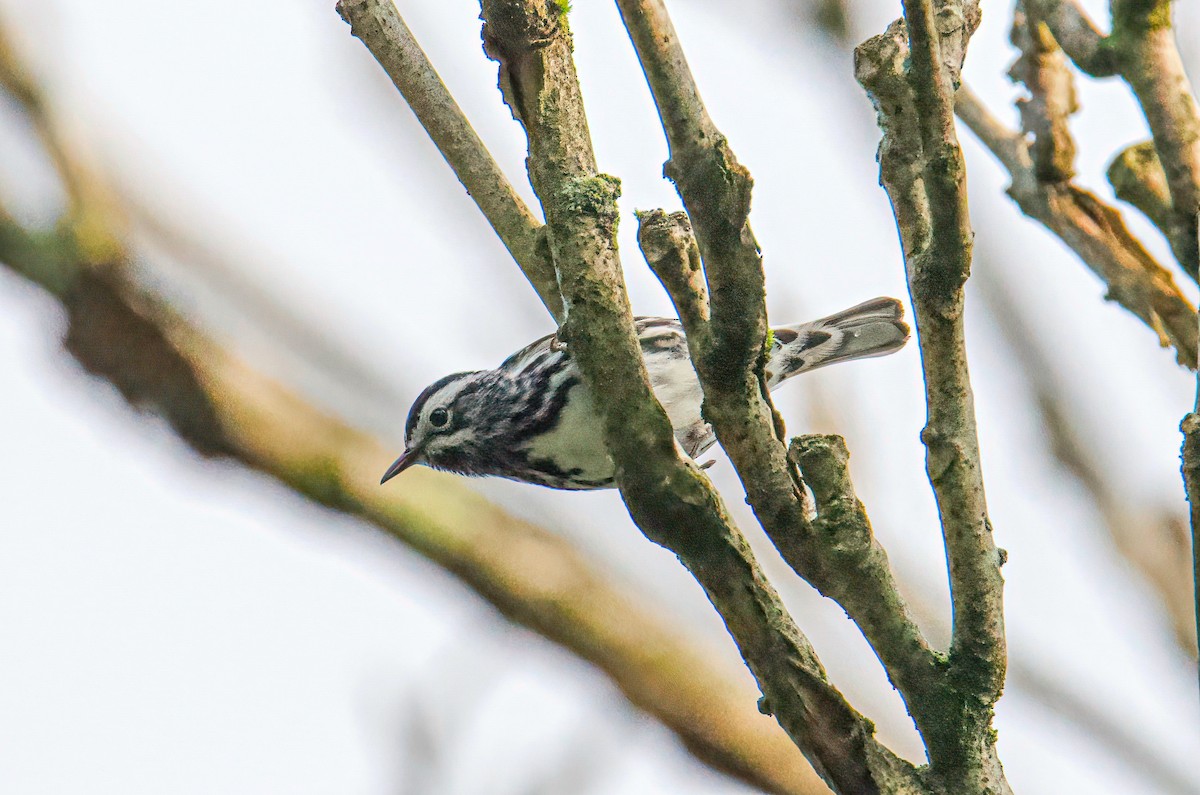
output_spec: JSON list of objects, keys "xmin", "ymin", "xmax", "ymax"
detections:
[{"xmin": 335, "ymin": 0, "xmax": 563, "ymax": 321}]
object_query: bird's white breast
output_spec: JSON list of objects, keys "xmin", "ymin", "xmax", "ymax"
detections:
[{"xmin": 518, "ymin": 344, "xmax": 710, "ymax": 482}]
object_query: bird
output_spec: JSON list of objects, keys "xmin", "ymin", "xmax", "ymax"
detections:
[{"xmin": 381, "ymin": 297, "xmax": 909, "ymax": 490}]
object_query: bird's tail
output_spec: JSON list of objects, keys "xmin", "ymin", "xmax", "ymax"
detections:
[{"xmin": 766, "ymin": 297, "xmax": 910, "ymax": 387}]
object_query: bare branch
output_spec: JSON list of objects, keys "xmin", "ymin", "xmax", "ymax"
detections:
[
  {"xmin": 614, "ymin": 6, "xmax": 853, "ymax": 641},
  {"xmin": 615, "ymin": 0, "xmax": 764, "ymax": 382},
  {"xmin": 1010, "ymin": 4, "xmax": 1078, "ymax": 183},
  {"xmin": 955, "ymin": 89, "xmax": 1197, "ymax": 368},
  {"xmin": 856, "ymin": 4, "xmax": 1011, "ymax": 789},
  {"xmin": 619, "ymin": 8, "xmax": 948, "ymax": 744},
  {"xmin": 335, "ymin": 0, "xmax": 563, "ymax": 321},
  {"xmin": 615, "ymin": 4, "xmax": 821, "ymax": 602},
  {"xmin": 1027, "ymin": 0, "xmax": 1117, "ymax": 76},
  {"xmin": 1030, "ymin": 0, "xmax": 1200, "ymax": 278},
  {"xmin": 478, "ymin": 3, "xmax": 910, "ymax": 790},
  {"xmin": 635, "ymin": 209, "xmax": 943, "ymax": 783}
]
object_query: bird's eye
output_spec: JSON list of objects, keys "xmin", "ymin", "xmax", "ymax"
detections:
[{"xmin": 429, "ymin": 407, "xmax": 450, "ymax": 428}]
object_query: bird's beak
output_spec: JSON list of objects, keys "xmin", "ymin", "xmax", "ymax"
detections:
[{"xmin": 380, "ymin": 448, "xmax": 420, "ymax": 485}]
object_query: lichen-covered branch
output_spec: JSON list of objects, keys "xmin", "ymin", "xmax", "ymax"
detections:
[
  {"xmin": 636, "ymin": 209, "xmax": 945, "ymax": 746},
  {"xmin": 615, "ymin": 3, "xmax": 821, "ymax": 609},
  {"xmin": 955, "ymin": 88, "xmax": 1197, "ymax": 368},
  {"xmin": 1182, "ymin": 412, "xmax": 1200, "ymax": 676},
  {"xmin": 335, "ymin": 0, "xmax": 562, "ymax": 320},
  {"xmin": 619, "ymin": 13, "xmax": 958, "ymax": 763},
  {"xmin": 614, "ymin": 0, "xmax": 764, "ymax": 383},
  {"xmin": 476, "ymin": 3, "xmax": 910, "ymax": 790},
  {"xmin": 1030, "ymin": 0, "xmax": 1200, "ymax": 279},
  {"xmin": 856, "ymin": 4, "xmax": 1011, "ymax": 791}
]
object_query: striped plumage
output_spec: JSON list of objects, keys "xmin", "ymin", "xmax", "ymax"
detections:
[{"xmin": 382, "ymin": 297, "xmax": 909, "ymax": 490}]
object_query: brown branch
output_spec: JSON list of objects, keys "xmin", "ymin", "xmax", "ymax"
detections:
[
  {"xmin": 1030, "ymin": 0, "xmax": 1200, "ymax": 279},
  {"xmin": 955, "ymin": 89, "xmax": 1197, "ymax": 368},
  {"xmin": 1107, "ymin": 141, "xmax": 1177, "ymax": 256},
  {"xmin": 335, "ymin": 0, "xmax": 563, "ymax": 321},
  {"xmin": 857, "ymin": 4, "xmax": 1012, "ymax": 791},
  {"xmin": 477, "ymin": 3, "xmax": 910, "ymax": 791}
]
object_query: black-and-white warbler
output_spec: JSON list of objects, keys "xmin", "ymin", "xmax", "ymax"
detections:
[{"xmin": 382, "ymin": 297, "xmax": 909, "ymax": 490}]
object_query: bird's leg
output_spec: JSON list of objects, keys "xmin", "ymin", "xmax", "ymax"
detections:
[{"xmin": 549, "ymin": 326, "xmax": 570, "ymax": 352}]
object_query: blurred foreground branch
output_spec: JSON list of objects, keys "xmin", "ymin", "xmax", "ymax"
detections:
[
  {"xmin": 0, "ymin": 207, "xmax": 829, "ymax": 795},
  {"xmin": 0, "ymin": 15, "xmax": 826, "ymax": 795}
]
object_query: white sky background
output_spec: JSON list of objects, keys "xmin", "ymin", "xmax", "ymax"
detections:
[{"xmin": 0, "ymin": 0, "xmax": 1198, "ymax": 793}]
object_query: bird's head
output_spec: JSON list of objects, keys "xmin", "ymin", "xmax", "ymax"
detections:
[{"xmin": 381, "ymin": 371, "xmax": 485, "ymax": 484}]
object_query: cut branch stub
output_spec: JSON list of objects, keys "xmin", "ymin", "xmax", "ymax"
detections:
[
  {"xmin": 636, "ymin": 209, "xmax": 711, "ymax": 335},
  {"xmin": 615, "ymin": 0, "xmax": 765, "ymax": 386}
]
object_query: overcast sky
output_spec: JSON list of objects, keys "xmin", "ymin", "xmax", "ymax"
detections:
[{"xmin": 1, "ymin": 0, "xmax": 1198, "ymax": 793}]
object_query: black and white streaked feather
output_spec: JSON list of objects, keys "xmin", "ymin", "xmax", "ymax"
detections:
[{"xmin": 383, "ymin": 297, "xmax": 909, "ymax": 490}]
